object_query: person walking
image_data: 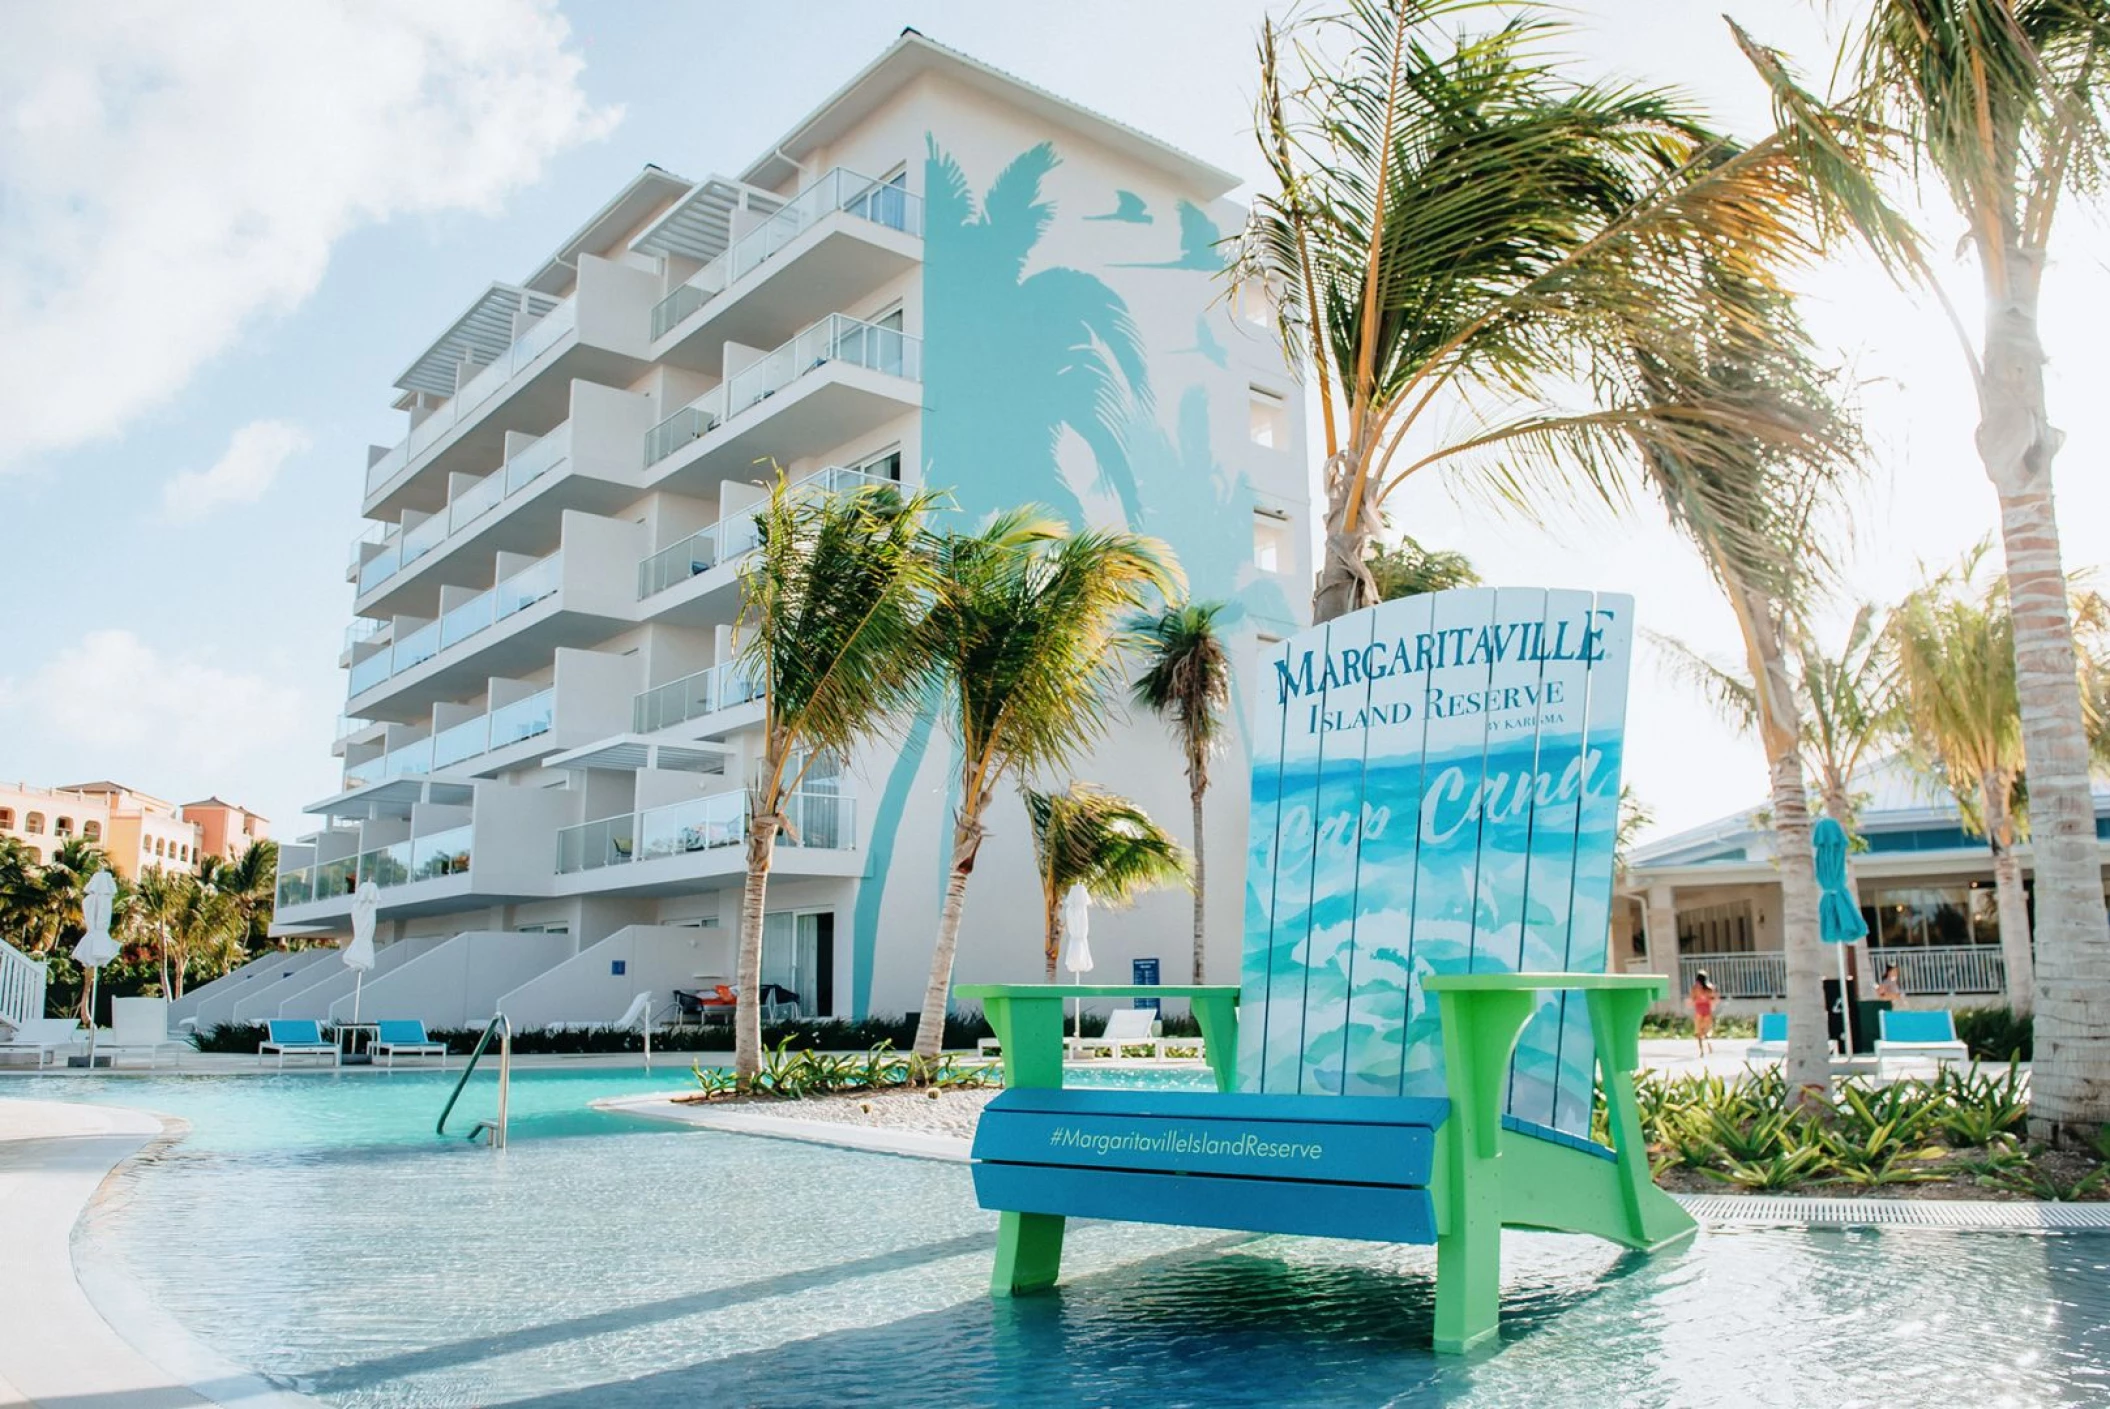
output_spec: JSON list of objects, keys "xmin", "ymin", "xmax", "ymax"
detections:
[{"xmin": 1689, "ymin": 971, "xmax": 1720, "ymax": 1057}]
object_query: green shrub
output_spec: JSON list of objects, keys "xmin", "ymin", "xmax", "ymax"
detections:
[
  {"xmin": 1951, "ymin": 1006, "xmax": 2032, "ymax": 1062},
  {"xmin": 691, "ymin": 1040, "xmax": 993, "ymax": 1100}
]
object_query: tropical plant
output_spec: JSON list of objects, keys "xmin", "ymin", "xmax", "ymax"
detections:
[
  {"xmin": 1366, "ymin": 536, "xmax": 1480, "ymax": 601},
  {"xmin": 1236, "ymin": 0, "xmax": 1884, "ymax": 622},
  {"xmin": 202, "ymin": 839, "xmax": 279, "ymax": 951},
  {"xmin": 1887, "ymin": 546, "xmax": 2110, "ymax": 1014},
  {"xmin": 909, "ymin": 510, "xmax": 1181, "ymax": 1061},
  {"xmin": 1024, "ymin": 783, "xmax": 1190, "ymax": 981},
  {"xmin": 730, "ymin": 475, "xmax": 944, "ymax": 1082},
  {"xmin": 1748, "ymin": 0, "xmax": 2110, "ymax": 1146},
  {"xmin": 125, "ymin": 864, "xmax": 187, "ymax": 998},
  {"xmin": 1127, "ymin": 600, "xmax": 1230, "ymax": 981},
  {"xmin": 1614, "ymin": 786, "xmax": 1654, "ymax": 881}
]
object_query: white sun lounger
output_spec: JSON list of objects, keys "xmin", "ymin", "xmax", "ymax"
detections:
[{"xmin": 0, "ymin": 1017, "xmax": 85, "ymax": 1068}]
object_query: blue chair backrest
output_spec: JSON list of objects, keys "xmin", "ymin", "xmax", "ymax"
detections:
[
  {"xmin": 269, "ymin": 1019, "xmax": 323, "ymax": 1045},
  {"xmin": 1881, "ymin": 1009, "xmax": 1956, "ymax": 1044},
  {"xmin": 1240, "ymin": 588, "xmax": 1633, "ymax": 1139},
  {"xmin": 1758, "ymin": 1012, "xmax": 1788, "ymax": 1044},
  {"xmin": 376, "ymin": 1020, "xmax": 427, "ymax": 1044}
]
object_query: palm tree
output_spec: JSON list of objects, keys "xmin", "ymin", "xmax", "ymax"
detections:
[
  {"xmin": 1237, "ymin": 1, "xmax": 1885, "ymax": 623},
  {"xmin": 163, "ymin": 875, "xmax": 242, "ymax": 999},
  {"xmin": 730, "ymin": 475, "xmax": 943, "ymax": 1081},
  {"xmin": 1367, "ymin": 536, "xmax": 1481, "ymax": 601},
  {"xmin": 0, "ymin": 837, "xmax": 45, "ymax": 953},
  {"xmin": 909, "ymin": 511, "xmax": 1181, "ymax": 1061},
  {"xmin": 203, "ymin": 839, "xmax": 280, "ymax": 952},
  {"xmin": 1024, "ymin": 784, "xmax": 1190, "ymax": 981},
  {"xmin": 1887, "ymin": 545, "xmax": 2110, "ymax": 1018},
  {"xmin": 127, "ymin": 865, "xmax": 187, "ymax": 998},
  {"xmin": 1127, "ymin": 601, "xmax": 1231, "ymax": 983},
  {"xmin": 1824, "ymin": 0, "xmax": 2110, "ymax": 1146}
]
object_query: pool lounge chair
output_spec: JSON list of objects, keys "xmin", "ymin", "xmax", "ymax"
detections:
[
  {"xmin": 0, "ymin": 1017, "xmax": 85, "ymax": 1068},
  {"xmin": 1068, "ymin": 1008, "xmax": 1204, "ymax": 1061},
  {"xmin": 371, "ymin": 1019, "xmax": 448, "ymax": 1068},
  {"xmin": 1748, "ymin": 1012, "xmax": 1788, "ymax": 1060},
  {"xmin": 1874, "ymin": 1009, "xmax": 1970, "ymax": 1079},
  {"xmin": 104, "ymin": 998, "xmax": 181, "ymax": 1069},
  {"xmin": 259, "ymin": 1019, "xmax": 340, "ymax": 1068}
]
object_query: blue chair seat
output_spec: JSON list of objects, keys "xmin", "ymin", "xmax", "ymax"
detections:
[{"xmin": 971, "ymin": 1088, "xmax": 1451, "ymax": 1244}]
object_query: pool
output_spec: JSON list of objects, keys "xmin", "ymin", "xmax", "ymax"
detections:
[{"xmin": 39, "ymin": 1069, "xmax": 2110, "ymax": 1406}]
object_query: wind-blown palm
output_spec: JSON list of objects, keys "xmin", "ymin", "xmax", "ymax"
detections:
[
  {"xmin": 203, "ymin": 839, "xmax": 280, "ymax": 951},
  {"xmin": 1128, "ymin": 601, "xmax": 1231, "ymax": 983},
  {"xmin": 1237, "ymin": 1, "xmax": 1896, "ymax": 622},
  {"xmin": 1024, "ymin": 784, "xmax": 1190, "ymax": 981},
  {"xmin": 910, "ymin": 511, "xmax": 1182, "ymax": 1060},
  {"xmin": 731, "ymin": 475, "xmax": 944, "ymax": 1081},
  {"xmin": 923, "ymin": 140, "xmax": 1151, "ymax": 527},
  {"xmin": 126, "ymin": 865, "xmax": 187, "ymax": 998}
]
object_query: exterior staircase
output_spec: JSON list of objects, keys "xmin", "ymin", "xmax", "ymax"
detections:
[{"xmin": 0, "ymin": 937, "xmax": 49, "ymax": 1030}]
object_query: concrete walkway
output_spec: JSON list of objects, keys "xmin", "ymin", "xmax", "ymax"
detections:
[{"xmin": 0, "ymin": 1099, "xmax": 313, "ymax": 1408}]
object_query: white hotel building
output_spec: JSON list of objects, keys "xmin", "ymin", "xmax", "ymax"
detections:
[{"xmin": 246, "ymin": 34, "xmax": 1311, "ymax": 1035}]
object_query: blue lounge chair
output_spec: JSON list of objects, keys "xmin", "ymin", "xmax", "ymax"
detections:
[
  {"xmin": 958, "ymin": 587, "xmax": 1694, "ymax": 1354},
  {"xmin": 1875, "ymin": 1009, "xmax": 1969, "ymax": 1078},
  {"xmin": 1749, "ymin": 1012, "xmax": 1788, "ymax": 1060},
  {"xmin": 259, "ymin": 1019, "xmax": 339, "ymax": 1068},
  {"xmin": 371, "ymin": 1019, "xmax": 448, "ymax": 1068}
]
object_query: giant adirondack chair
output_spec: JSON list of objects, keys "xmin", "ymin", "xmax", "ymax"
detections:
[{"xmin": 959, "ymin": 588, "xmax": 1694, "ymax": 1352}]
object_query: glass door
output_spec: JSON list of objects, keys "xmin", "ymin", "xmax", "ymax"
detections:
[{"xmin": 760, "ymin": 911, "xmax": 832, "ymax": 1016}]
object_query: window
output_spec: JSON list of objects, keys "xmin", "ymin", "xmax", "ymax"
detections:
[
  {"xmin": 1249, "ymin": 386, "xmax": 1288, "ymax": 449},
  {"xmin": 1253, "ymin": 511, "xmax": 1288, "ymax": 574},
  {"xmin": 0, "ymin": 808, "xmax": 13, "ymax": 830},
  {"xmin": 54, "ymin": 816, "xmax": 73, "ymax": 836},
  {"xmin": 178, "ymin": 844, "xmax": 190, "ymax": 863},
  {"xmin": 1676, "ymin": 901, "xmax": 1755, "ymax": 956},
  {"xmin": 154, "ymin": 837, "xmax": 165, "ymax": 857},
  {"xmin": 856, "ymin": 447, "xmax": 903, "ymax": 482},
  {"xmin": 81, "ymin": 821, "xmax": 100, "ymax": 842},
  {"xmin": 24, "ymin": 813, "xmax": 43, "ymax": 835}
]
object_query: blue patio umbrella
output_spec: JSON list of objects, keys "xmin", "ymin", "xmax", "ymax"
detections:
[{"xmin": 1812, "ymin": 817, "xmax": 1868, "ymax": 1052}]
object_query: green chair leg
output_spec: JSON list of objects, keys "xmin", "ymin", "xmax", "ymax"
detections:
[
  {"xmin": 1431, "ymin": 985, "xmax": 1535, "ymax": 1354},
  {"xmin": 991, "ymin": 1210, "xmax": 1066, "ymax": 1296}
]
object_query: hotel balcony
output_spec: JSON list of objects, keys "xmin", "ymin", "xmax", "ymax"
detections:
[
  {"xmin": 634, "ymin": 463, "xmax": 900, "ymax": 625},
  {"xmin": 630, "ymin": 660, "xmax": 763, "ymax": 739},
  {"xmin": 343, "ymin": 512, "xmax": 644, "ymax": 720},
  {"xmin": 363, "ymin": 253, "xmax": 661, "ymax": 521},
  {"xmin": 648, "ymin": 167, "xmax": 922, "ymax": 374},
  {"xmin": 349, "ymin": 381, "xmax": 654, "ymax": 623},
  {"xmin": 642, "ymin": 313, "xmax": 922, "ymax": 499},
  {"xmin": 551, "ymin": 786, "xmax": 858, "ymax": 898}
]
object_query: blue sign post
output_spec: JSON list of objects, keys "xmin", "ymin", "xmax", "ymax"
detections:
[{"xmin": 1131, "ymin": 958, "xmax": 1160, "ymax": 1011}]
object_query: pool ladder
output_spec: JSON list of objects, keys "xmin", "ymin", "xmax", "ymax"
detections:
[{"xmin": 436, "ymin": 1013, "xmax": 511, "ymax": 1147}]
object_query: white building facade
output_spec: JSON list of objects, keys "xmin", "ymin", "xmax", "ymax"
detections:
[{"xmin": 266, "ymin": 34, "xmax": 1311, "ymax": 1032}]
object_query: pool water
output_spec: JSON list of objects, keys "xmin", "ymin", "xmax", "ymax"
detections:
[{"xmin": 35, "ymin": 1069, "xmax": 2110, "ymax": 1407}]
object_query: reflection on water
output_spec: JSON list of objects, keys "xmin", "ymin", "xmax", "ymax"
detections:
[{"xmin": 75, "ymin": 1091, "xmax": 2110, "ymax": 1409}]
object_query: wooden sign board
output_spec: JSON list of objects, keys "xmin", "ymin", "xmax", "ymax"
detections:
[{"xmin": 1238, "ymin": 588, "xmax": 1633, "ymax": 1139}]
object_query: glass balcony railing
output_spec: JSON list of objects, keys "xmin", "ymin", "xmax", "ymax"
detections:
[
  {"xmin": 317, "ymin": 855, "xmax": 358, "ymax": 901},
  {"xmin": 276, "ymin": 868, "xmax": 314, "ymax": 908},
  {"xmin": 358, "ymin": 424, "xmax": 573, "ymax": 599},
  {"xmin": 411, "ymin": 824, "xmax": 474, "ymax": 882},
  {"xmin": 367, "ymin": 298, "xmax": 578, "ymax": 495},
  {"xmin": 356, "ymin": 688, "xmax": 553, "ymax": 789},
  {"xmin": 489, "ymin": 689, "xmax": 555, "ymax": 749},
  {"xmin": 346, "ymin": 552, "xmax": 561, "ymax": 701},
  {"xmin": 343, "ymin": 619, "xmax": 387, "ymax": 654},
  {"xmin": 555, "ymin": 789, "xmax": 854, "ymax": 875},
  {"xmin": 632, "ymin": 660, "xmax": 762, "ymax": 733},
  {"xmin": 636, "ymin": 464, "xmax": 897, "ymax": 599},
  {"xmin": 644, "ymin": 314, "xmax": 921, "ymax": 469},
  {"xmin": 650, "ymin": 168, "xmax": 922, "ymax": 340}
]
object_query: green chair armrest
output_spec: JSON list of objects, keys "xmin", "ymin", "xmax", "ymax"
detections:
[{"xmin": 953, "ymin": 985, "xmax": 1240, "ymax": 1091}]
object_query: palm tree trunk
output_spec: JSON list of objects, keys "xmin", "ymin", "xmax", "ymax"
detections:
[
  {"xmin": 1043, "ymin": 879, "xmax": 1061, "ymax": 984},
  {"xmin": 913, "ymin": 812, "xmax": 985, "ymax": 1062},
  {"xmin": 1976, "ymin": 238, "xmax": 2108, "ymax": 1143},
  {"xmin": 1312, "ymin": 447, "xmax": 1379, "ymax": 623},
  {"xmin": 1189, "ymin": 779, "xmax": 1207, "ymax": 985},
  {"xmin": 734, "ymin": 811, "xmax": 779, "ymax": 1083},
  {"xmin": 1729, "ymin": 581, "xmax": 1828, "ymax": 1102},
  {"xmin": 1981, "ymin": 778, "xmax": 2036, "ymax": 1015}
]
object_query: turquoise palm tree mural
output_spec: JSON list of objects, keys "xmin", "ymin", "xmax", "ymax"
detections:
[{"xmin": 921, "ymin": 137, "xmax": 1152, "ymax": 528}]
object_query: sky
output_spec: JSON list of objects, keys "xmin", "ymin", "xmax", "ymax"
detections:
[{"xmin": 1, "ymin": 0, "xmax": 2106, "ymax": 848}]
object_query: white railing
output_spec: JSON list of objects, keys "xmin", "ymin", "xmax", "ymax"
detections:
[
  {"xmin": 650, "ymin": 168, "xmax": 922, "ymax": 339},
  {"xmin": 635, "ymin": 464, "xmax": 896, "ymax": 599},
  {"xmin": 345, "ymin": 551, "xmax": 561, "ymax": 701},
  {"xmin": 358, "ymin": 424, "xmax": 574, "ymax": 598},
  {"xmin": 347, "ymin": 690, "xmax": 555, "ymax": 789},
  {"xmin": 632, "ymin": 660, "xmax": 763, "ymax": 733},
  {"xmin": 366, "ymin": 297, "xmax": 578, "ymax": 495},
  {"xmin": 1678, "ymin": 953, "xmax": 1786, "ymax": 1000},
  {"xmin": 555, "ymin": 789, "xmax": 855, "ymax": 874},
  {"xmin": 1872, "ymin": 946, "xmax": 2008, "ymax": 996},
  {"xmin": 276, "ymin": 823, "xmax": 475, "ymax": 907},
  {"xmin": 0, "ymin": 937, "xmax": 49, "ymax": 1028},
  {"xmin": 643, "ymin": 313, "xmax": 922, "ymax": 468}
]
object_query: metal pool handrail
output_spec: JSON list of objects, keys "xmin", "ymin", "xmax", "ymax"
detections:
[{"xmin": 437, "ymin": 1012, "xmax": 511, "ymax": 1146}]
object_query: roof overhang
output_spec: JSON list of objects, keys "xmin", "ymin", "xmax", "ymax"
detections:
[
  {"xmin": 525, "ymin": 165, "xmax": 695, "ymax": 294},
  {"xmin": 546, "ymin": 736, "xmax": 732, "ymax": 774},
  {"xmin": 630, "ymin": 177, "xmax": 785, "ymax": 264},
  {"xmin": 741, "ymin": 31, "xmax": 1242, "ymax": 199},
  {"xmin": 305, "ymin": 777, "xmax": 475, "ymax": 821},
  {"xmin": 392, "ymin": 284, "xmax": 560, "ymax": 397}
]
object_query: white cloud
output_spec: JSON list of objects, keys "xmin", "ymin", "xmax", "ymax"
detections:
[
  {"xmin": 0, "ymin": 0, "xmax": 620, "ymax": 471},
  {"xmin": 163, "ymin": 419, "xmax": 310, "ymax": 522},
  {"xmin": 0, "ymin": 630, "xmax": 311, "ymax": 780}
]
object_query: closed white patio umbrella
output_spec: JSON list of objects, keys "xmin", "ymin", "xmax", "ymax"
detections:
[
  {"xmin": 1062, "ymin": 884, "xmax": 1093, "ymax": 1041},
  {"xmin": 73, "ymin": 870, "xmax": 120, "ymax": 1066},
  {"xmin": 344, "ymin": 882, "xmax": 379, "ymax": 1055}
]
